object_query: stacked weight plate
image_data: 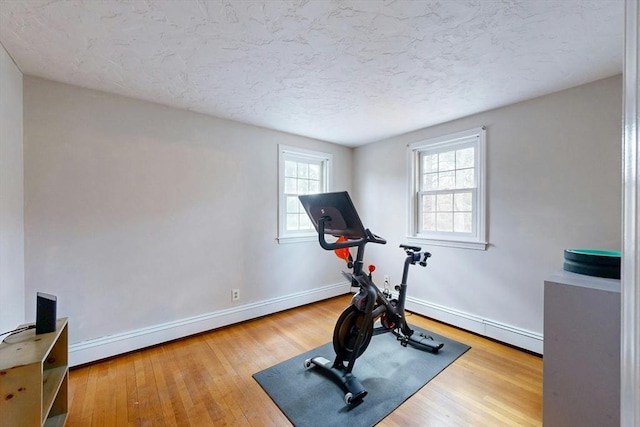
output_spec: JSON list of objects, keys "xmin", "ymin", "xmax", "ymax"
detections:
[{"xmin": 563, "ymin": 249, "xmax": 621, "ymax": 279}]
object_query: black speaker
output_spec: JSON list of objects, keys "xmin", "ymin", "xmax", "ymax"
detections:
[{"xmin": 36, "ymin": 292, "xmax": 57, "ymax": 334}]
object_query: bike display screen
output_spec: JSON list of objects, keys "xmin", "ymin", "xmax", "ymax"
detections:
[{"xmin": 298, "ymin": 191, "xmax": 367, "ymax": 239}]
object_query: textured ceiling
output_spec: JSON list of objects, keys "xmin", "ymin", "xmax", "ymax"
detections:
[{"xmin": 0, "ymin": 0, "xmax": 624, "ymax": 146}]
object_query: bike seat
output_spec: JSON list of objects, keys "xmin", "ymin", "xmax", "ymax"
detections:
[{"xmin": 399, "ymin": 244, "xmax": 421, "ymax": 252}]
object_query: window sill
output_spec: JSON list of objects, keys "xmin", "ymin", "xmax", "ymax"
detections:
[
  {"xmin": 406, "ymin": 236, "xmax": 488, "ymax": 251},
  {"xmin": 277, "ymin": 235, "xmax": 317, "ymax": 244}
]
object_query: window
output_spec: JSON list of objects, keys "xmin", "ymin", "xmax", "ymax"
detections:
[
  {"xmin": 408, "ymin": 127, "xmax": 487, "ymax": 250},
  {"xmin": 278, "ymin": 145, "xmax": 332, "ymax": 243}
]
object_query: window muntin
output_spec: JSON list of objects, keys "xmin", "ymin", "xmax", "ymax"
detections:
[
  {"xmin": 408, "ymin": 127, "xmax": 487, "ymax": 250},
  {"xmin": 278, "ymin": 145, "xmax": 331, "ymax": 243}
]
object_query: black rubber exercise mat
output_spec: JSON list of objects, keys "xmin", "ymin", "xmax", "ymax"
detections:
[{"xmin": 253, "ymin": 326, "xmax": 470, "ymax": 427}]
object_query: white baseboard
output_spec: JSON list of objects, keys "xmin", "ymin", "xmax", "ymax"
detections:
[
  {"xmin": 69, "ymin": 284, "xmax": 542, "ymax": 366},
  {"xmin": 69, "ymin": 282, "xmax": 350, "ymax": 367},
  {"xmin": 405, "ymin": 296, "xmax": 543, "ymax": 354}
]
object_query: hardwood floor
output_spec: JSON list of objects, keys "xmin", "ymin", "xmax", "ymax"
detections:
[{"xmin": 67, "ymin": 295, "xmax": 542, "ymax": 426}]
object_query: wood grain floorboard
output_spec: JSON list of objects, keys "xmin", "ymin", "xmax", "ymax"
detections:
[{"xmin": 67, "ymin": 295, "xmax": 542, "ymax": 426}]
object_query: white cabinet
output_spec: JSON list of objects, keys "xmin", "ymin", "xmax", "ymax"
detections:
[{"xmin": 543, "ymin": 272, "xmax": 619, "ymax": 427}]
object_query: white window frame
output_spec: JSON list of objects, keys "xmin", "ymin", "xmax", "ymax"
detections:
[
  {"xmin": 407, "ymin": 127, "xmax": 487, "ymax": 250},
  {"xmin": 278, "ymin": 145, "xmax": 332, "ymax": 244}
]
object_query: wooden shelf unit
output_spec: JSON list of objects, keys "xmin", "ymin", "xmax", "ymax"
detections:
[{"xmin": 0, "ymin": 318, "xmax": 69, "ymax": 427}]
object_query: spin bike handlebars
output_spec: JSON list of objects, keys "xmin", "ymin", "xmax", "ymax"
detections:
[{"xmin": 317, "ymin": 216, "xmax": 386, "ymax": 251}]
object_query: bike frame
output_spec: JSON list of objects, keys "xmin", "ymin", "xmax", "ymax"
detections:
[
  {"xmin": 300, "ymin": 192, "xmax": 443, "ymax": 405},
  {"xmin": 317, "ymin": 217, "xmax": 431, "ymax": 372}
]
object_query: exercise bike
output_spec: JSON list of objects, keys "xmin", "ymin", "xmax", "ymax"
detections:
[{"xmin": 298, "ymin": 191, "xmax": 444, "ymax": 406}]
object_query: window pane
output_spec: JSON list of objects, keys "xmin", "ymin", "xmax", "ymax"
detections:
[
  {"xmin": 298, "ymin": 163, "xmax": 309, "ymax": 178},
  {"xmin": 422, "ymin": 212, "xmax": 436, "ymax": 231},
  {"xmin": 286, "ymin": 196, "xmax": 299, "ymax": 213},
  {"xmin": 436, "ymin": 193, "xmax": 453, "ymax": 212},
  {"xmin": 309, "ymin": 164, "xmax": 321, "ymax": 180},
  {"xmin": 454, "ymin": 192, "xmax": 473, "ymax": 211},
  {"xmin": 455, "ymin": 168, "xmax": 474, "ymax": 189},
  {"xmin": 308, "ymin": 180, "xmax": 320, "ymax": 193},
  {"xmin": 436, "ymin": 212, "xmax": 453, "ymax": 232},
  {"xmin": 454, "ymin": 212, "xmax": 472, "ymax": 233},
  {"xmin": 423, "ymin": 154, "xmax": 439, "ymax": 173},
  {"xmin": 284, "ymin": 177, "xmax": 297, "ymax": 193},
  {"xmin": 438, "ymin": 171, "xmax": 455, "ymax": 190},
  {"xmin": 439, "ymin": 151, "xmax": 455, "ymax": 171},
  {"xmin": 284, "ymin": 160, "xmax": 297, "ymax": 177},
  {"xmin": 456, "ymin": 147, "xmax": 474, "ymax": 169},
  {"xmin": 299, "ymin": 214, "xmax": 311, "ymax": 230},
  {"xmin": 422, "ymin": 172, "xmax": 438, "ymax": 191},
  {"xmin": 298, "ymin": 179, "xmax": 309, "ymax": 194},
  {"xmin": 286, "ymin": 214, "xmax": 299, "ymax": 230},
  {"xmin": 422, "ymin": 194, "xmax": 436, "ymax": 212}
]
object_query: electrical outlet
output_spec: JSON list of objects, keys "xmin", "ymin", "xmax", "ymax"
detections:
[
  {"xmin": 384, "ymin": 275, "xmax": 390, "ymax": 286},
  {"xmin": 232, "ymin": 289, "xmax": 240, "ymax": 301}
]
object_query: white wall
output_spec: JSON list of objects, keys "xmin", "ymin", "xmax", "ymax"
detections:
[
  {"xmin": 20, "ymin": 73, "xmax": 622, "ymax": 360},
  {"xmin": 353, "ymin": 76, "xmax": 622, "ymax": 353},
  {"xmin": 0, "ymin": 43, "xmax": 25, "ymax": 333},
  {"xmin": 23, "ymin": 77, "xmax": 353, "ymax": 365}
]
